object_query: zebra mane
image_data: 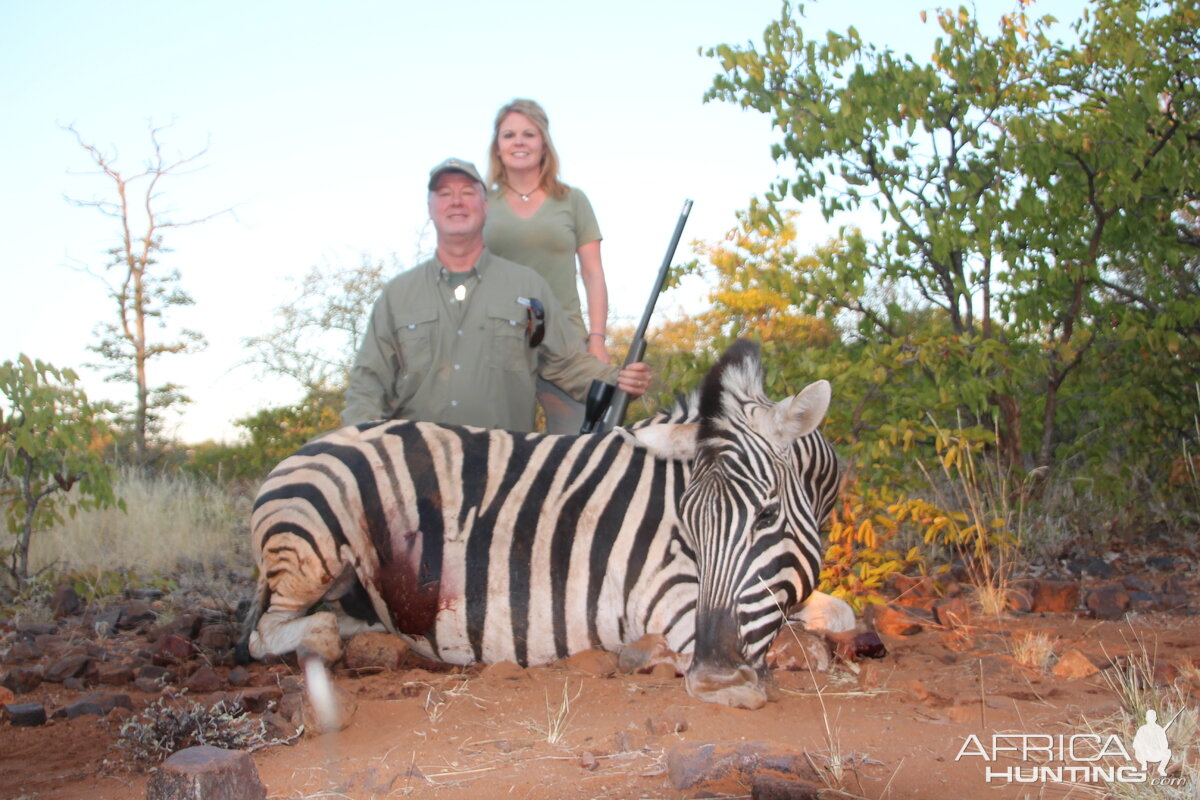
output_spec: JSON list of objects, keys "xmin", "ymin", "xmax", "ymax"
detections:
[{"xmin": 698, "ymin": 339, "xmax": 766, "ymax": 436}]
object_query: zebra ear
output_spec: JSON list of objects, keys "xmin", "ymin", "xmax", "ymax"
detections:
[
  {"xmin": 622, "ymin": 423, "xmax": 700, "ymax": 461},
  {"xmin": 772, "ymin": 380, "xmax": 831, "ymax": 442}
]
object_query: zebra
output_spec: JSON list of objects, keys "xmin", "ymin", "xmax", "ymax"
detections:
[{"xmin": 239, "ymin": 339, "xmax": 841, "ymax": 709}]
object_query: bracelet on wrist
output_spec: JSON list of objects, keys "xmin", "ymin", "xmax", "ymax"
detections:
[{"xmin": 589, "ymin": 332, "xmax": 606, "ymax": 340}]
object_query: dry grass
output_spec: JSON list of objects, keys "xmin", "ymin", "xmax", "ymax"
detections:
[
  {"xmin": 1009, "ymin": 631, "xmax": 1056, "ymax": 671},
  {"xmin": 27, "ymin": 467, "xmax": 248, "ymax": 576}
]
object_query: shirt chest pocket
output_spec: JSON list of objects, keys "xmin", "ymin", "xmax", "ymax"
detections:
[
  {"xmin": 392, "ymin": 310, "xmax": 437, "ymax": 386},
  {"xmin": 486, "ymin": 302, "xmax": 531, "ymax": 372}
]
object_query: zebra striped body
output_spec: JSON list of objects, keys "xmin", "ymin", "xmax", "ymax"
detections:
[{"xmin": 241, "ymin": 340, "xmax": 840, "ymax": 708}]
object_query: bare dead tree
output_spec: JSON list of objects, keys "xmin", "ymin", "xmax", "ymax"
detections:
[{"xmin": 65, "ymin": 122, "xmax": 228, "ymax": 461}]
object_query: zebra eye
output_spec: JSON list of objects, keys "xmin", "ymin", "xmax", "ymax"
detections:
[{"xmin": 754, "ymin": 504, "xmax": 780, "ymax": 530}]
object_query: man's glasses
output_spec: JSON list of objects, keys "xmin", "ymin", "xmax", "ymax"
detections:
[{"xmin": 518, "ymin": 297, "xmax": 545, "ymax": 348}]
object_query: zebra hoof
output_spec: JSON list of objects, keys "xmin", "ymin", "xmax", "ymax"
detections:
[{"xmin": 684, "ymin": 664, "xmax": 768, "ymax": 710}]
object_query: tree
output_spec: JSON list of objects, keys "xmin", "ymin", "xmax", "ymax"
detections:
[
  {"xmin": 67, "ymin": 123, "xmax": 225, "ymax": 462},
  {"xmin": 0, "ymin": 356, "xmax": 121, "ymax": 588},
  {"xmin": 703, "ymin": 0, "xmax": 1200, "ymax": 475},
  {"xmin": 242, "ymin": 254, "xmax": 392, "ymax": 397}
]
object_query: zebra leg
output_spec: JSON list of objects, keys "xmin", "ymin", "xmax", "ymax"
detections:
[{"xmin": 249, "ymin": 608, "xmax": 343, "ymax": 665}]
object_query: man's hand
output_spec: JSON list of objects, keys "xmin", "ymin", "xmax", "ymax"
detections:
[{"xmin": 616, "ymin": 362, "xmax": 653, "ymax": 398}]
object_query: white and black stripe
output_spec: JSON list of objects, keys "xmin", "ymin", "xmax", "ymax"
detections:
[{"xmin": 239, "ymin": 340, "xmax": 839, "ymax": 708}]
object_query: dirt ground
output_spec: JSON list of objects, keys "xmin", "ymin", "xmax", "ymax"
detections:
[{"xmin": 3, "ymin": 557, "xmax": 1198, "ymax": 800}]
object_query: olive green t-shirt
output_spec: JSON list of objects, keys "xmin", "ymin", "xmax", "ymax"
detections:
[{"xmin": 483, "ymin": 186, "xmax": 601, "ymax": 341}]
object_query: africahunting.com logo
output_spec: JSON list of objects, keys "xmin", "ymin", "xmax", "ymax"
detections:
[{"xmin": 955, "ymin": 709, "xmax": 1191, "ymax": 787}]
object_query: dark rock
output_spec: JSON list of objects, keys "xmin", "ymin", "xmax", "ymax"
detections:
[
  {"xmin": 1068, "ymin": 557, "xmax": 1114, "ymax": 579},
  {"xmin": 227, "ymin": 666, "xmax": 252, "ymax": 687},
  {"xmin": 136, "ymin": 664, "xmax": 176, "ymax": 684},
  {"xmin": 117, "ymin": 600, "xmax": 158, "ymax": 631},
  {"xmin": 50, "ymin": 584, "xmax": 82, "ymax": 617},
  {"xmin": 232, "ymin": 687, "xmax": 282, "ymax": 714},
  {"xmin": 90, "ymin": 607, "xmax": 122, "ymax": 636},
  {"xmin": 1122, "ymin": 575, "xmax": 1154, "ymax": 592},
  {"xmin": 44, "ymin": 653, "xmax": 93, "ymax": 683},
  {"xmin": 1, "ymin": 641, "xmax": 38, "ymax": 665},
  {"xmin": 126, "ymin": 587, "xmax": 165, "ymax": 601},
  {"xmin": 197, "ymin": 625, "xmax": 234, "ymax": 651},
  {"xmin": 1, "ymin": 667, "xmax": 43, "ymax": 694},
  {"xmin": 185, "ymin": 666, "xmax": 223, "ymax": 694},
  {"xmin": 15, "ymin": 622, "xmax": 56, "ymax": 639},
  {"xmin": 160, "ymin": 613, "xmax": 204, "ymax": 640},
  {"xmin": 825, "ymin": 631, "xmax": 887, "ymax": 661},
  {"xmin": 752, "ymin": 774, "xmax": 821, "ymax": 800},
  {"xmin": 1085, "ymin": 585, "xmax": 1131, "ymax": 620},
  {"xmin": 97, "ymin": 662, "xmax": 136, "ymax": 685},
  {"xmin": 261, "ymin": 710, "xmax": 298, "ymax": 741},
  {"xmin": 145, "ymin": 745, "xmax": 266, "ymax": 800},
  {"xmin": 1128, "ymin": 591, "xmax": 1158, "ymax": 612},
  {"xmin": 1146, "ymin": 556, "xmax": 1178, "ymax": 571},
  {"xmin": 154, "ymin": 634, "xmax": 196, "ymax": 664},
  {"xmin": 4, "ymin": 702, "xmax": 47, "ymax": 727}
]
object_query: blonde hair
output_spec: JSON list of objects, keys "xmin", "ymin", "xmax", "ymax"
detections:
[{"xmin": 487, "ymin": 99, "xmax": 568, "ymax": 200}]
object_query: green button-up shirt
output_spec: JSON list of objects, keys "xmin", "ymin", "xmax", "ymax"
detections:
[{"xmin": 341, "ymin": 250, "xmax": 618, "ymax": 432}]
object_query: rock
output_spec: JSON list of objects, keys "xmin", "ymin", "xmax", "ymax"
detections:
[
  {"xmin": 0, "ymin": 686, "xmax": 12, "ymax": 705},
  {"xmin": 4, "ymin": 702, "xmax": 47, "ymax": 727},
  {"xmin": 343, "ymin": 632, "xmax": 409, "ymax": 672},
  {"xmin": 1, "ymin": 641, "xmax": 38, "ymax": 664},
  {"xmin": 751, "ymin": 774, "xmax": 821, "ymax": 800},
  {"xmin": 226, "ymin": 666, "xmax": 252, "ymax": 687},
  {"xmin": 44, "ymin": 653, "xmax": 93, "ymax": 683},
  {"xmin": 145, "ymin": 745, "xmax": 266, "ymax": 800},
  {"xmin": 158, "ymin": 613, "xmax": 204, "ymax": 639},
  {"xmin": 1027, "ymin": 580, "xmax": 1080, "ymax": 613},
  {"xmin": 766, "ymin": 628, "xmax": 830, "ymax": 672},
  {"xmin": 1068, "ymin": 557, "xmax": 1114, "ymax": 579},
  {"xmin": 232, "ymin": 686, "xmax": 282, "ymax": 714},
  {"xmin": 864, "ymin": 603, "xmax": 932, "ymax": 636},
  {"xmin": 1, "ymin": 667, "xmax": 43, "ymax": 694},
  {"xmin": 50, "ymin": 584, "xmax": 82, "ymax": 617},
  {"xmin": 98, "ymin": 662, "xmax": 136, "ymax": 685},
  {"xmin": 666, "ymin": 741, "xmax": 818, "ymax": 790},
  {"xmin": 825, "ymin": 631, "xmax": 887, "ymax": 662},
  {"xmin": 197, "ymin": 625, "xmax": 234, "ymax": 651},
  {"xmin": 618, "ymin": 634, "xmax": 689, "ymax": 675},
  {"xmin": 1085, "ymin": 585, "xmax": 1131, "ymax": 620},
  {"xmin": 564, "ymin": 649, "xmax": 619, "ymax": 677},
  {"xmin": 185, "ymin": 666, "xmax": 223, "ymax": 694},
  {"xmin": 789, "ymin": 591, "xmax": 855, "ymax": 633},
  {"xmin": 1146, "ymin": 556, "xmax": 1178, "ymax": 571},
  {"xmin": 261, "ymin": 710, "xmax": 299, "ymax": 741},
  {"xmin": 934, "ymin": 597, "xmax": 971, "ymax": 628},
  {"xmin": 89, "ymin": 607, "xmax": 122, "ymax": 636},
  {"xmin": 1053, "ymin": 649, "xmax": 1100, "ymax": 679},
  {"xmin": 116, "ymin": 599, "xmax": 158, "ymax": 630},
  {"xmin": 155, "ymin": 634, "xmax": 196, "ymax": 664}
]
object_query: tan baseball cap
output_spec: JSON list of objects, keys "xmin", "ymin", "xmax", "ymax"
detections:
[{"xmin": 428, "ymin": 158, "xmax": 484, "ymax": 190}]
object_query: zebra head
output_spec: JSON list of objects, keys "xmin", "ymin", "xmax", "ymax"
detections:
[{"xmin": 677, "ymin": 340, "xmax": 838, "ymax": 709}]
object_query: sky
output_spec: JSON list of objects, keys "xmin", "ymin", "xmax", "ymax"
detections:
[{"xmin": 0, "ymin": 0, "xmax": 1084, "ymax": 444}]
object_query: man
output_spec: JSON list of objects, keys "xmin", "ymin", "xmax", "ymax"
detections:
[{"xmin": 342, "ymin": 158, "xmax": 651, "ymax": 431}]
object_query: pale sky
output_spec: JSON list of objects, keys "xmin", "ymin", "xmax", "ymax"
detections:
[{"xmin": 0, "ymin": 0, "xmax": 1082, "ymax": 443}]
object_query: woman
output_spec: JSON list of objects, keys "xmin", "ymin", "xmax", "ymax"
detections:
[{"xmin": 483, "ymin": 98, "xmax": 611, "ymax": 434}]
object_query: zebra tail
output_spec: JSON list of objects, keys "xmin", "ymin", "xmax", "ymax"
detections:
[{"xmin": 234, "ymin": 573, "xmax": 270, "ymax": 665}]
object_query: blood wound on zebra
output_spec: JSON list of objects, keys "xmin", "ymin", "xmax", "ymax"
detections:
[{"xmin": 238, "ymin": 339, "xmax": 848, "ymax": 710}]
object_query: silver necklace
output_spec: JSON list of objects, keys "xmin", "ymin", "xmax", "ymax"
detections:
[{"xmin": 510, "ymin": 184, "xmax": 538, "ymax": 202}]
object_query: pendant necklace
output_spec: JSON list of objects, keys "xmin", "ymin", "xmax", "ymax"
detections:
[
  {"xmin": 510, "ymin": 184, "xmax": 538, "ymax": 202},
  {"xmin": 454, "ymin": 284, "xmax": 466, "ymax": 302}
]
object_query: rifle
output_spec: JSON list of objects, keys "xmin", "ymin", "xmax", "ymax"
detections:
[{"xmin": 581, "ymin": 199, "xmax": 693, "ymax": 434}]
